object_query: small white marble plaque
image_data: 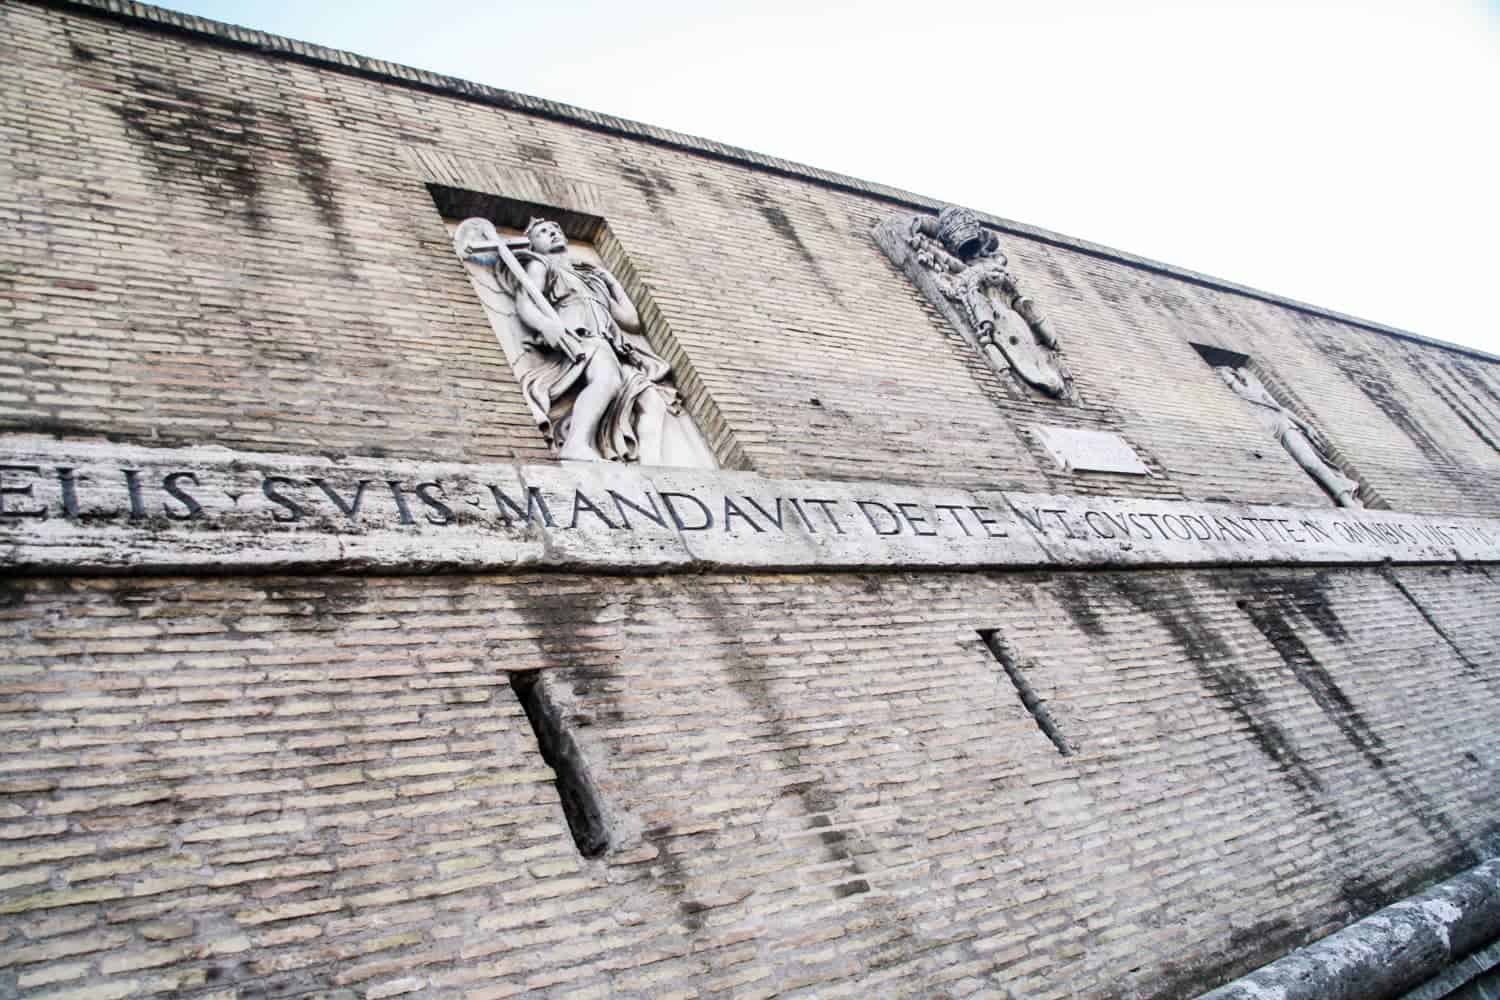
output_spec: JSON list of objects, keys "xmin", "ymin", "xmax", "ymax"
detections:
[{"xmin": 1030, "ymin": 426, "xmax": 1151, "ymax": 475}]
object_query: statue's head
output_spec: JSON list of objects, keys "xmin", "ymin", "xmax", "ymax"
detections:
[
  {"xmin": 525, "ymin": 218, "xmax": 567, "ymax": 254},
  {"xmin": 936, "ymin": 205, "xmax": 998, "ymax": 260}
]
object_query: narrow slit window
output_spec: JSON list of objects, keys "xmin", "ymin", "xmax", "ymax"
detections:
[
  {"xmin": 979, "ymin": 630, "xmax": 1076, "ymax": 757},
  {"xmin": 509, "ymin": 671, "xmax": 610, "ymax": 857}
]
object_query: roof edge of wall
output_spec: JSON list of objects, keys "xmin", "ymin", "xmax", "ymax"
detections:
[{"xmin": 31, "ymin": 0, "xmax": 1498, "ymax": 366}]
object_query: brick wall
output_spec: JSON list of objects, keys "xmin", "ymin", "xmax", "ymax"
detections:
[
  {"xmin": 1, "ymin": 567, "xmax": 1497, "ymax": 998},
  {"xmin": 2, "ymin": 1, "xmax": 1497, "ymax": 511},
  {"xmin": 4, "ymin": 3, "xmax": 1500, "ymax": 998}
]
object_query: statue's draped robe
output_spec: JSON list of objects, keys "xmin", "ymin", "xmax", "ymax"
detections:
[
  {"xmin": 515, "ymin": 254, "xmax": 676, "ymax": 463},
  {"xmin": 1219, "ymin": 366, "xmax": 1362, "ymax": 505}
]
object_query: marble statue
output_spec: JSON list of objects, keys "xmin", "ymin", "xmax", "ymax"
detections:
[
  {"xmin": 1217, "ymin": 365, "xmax": 1364, "ymax": 507},
  {"xmin": 452, "ymin": 217, "xmax": 715, "ymax": 467},
  {"xmin": 875, "ymin": 205, "xmax": 1072, "ymax": 399}
]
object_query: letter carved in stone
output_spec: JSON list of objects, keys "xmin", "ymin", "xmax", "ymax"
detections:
[
  {"xmin": 875, "ymin": 205, "xmax": 1073, "ymax": 399},
  {"xmin": 452, "ymin": 216, "xmax": 715, "ymax": 468},
  {"xmin": 1216, "ymin": 365, "xmax": 1365, "ymax": 507}
]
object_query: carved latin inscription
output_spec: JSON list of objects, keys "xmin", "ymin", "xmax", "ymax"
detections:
[{"xmin": 3, "ymin": 439, "xmax": 1497, "ymax": 577}]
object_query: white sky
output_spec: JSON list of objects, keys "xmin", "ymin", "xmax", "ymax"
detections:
[{"xmin": 166, "ymin": 0, "xmax": 1500, "ymax": 355}]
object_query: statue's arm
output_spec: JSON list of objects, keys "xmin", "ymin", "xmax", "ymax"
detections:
[
  {"xmin": 516, "ymin": 260, "xmax": 580, "ymax": 360},
  {"xmin": 601, "ymin": 269, "xmax": 641, "ymax": 333}
]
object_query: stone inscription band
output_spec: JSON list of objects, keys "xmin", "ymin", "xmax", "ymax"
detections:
[{"xmin": 2, "ymin": 437, "xmax": 1498, "ymax": 575}]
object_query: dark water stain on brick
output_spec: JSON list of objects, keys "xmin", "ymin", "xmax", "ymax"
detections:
[
  {"xmin": 506, "ymin": 582, "xmax": 714, "ymax": 933},
  {"xmin": 1378, "ymin": 567, "xmax": 1488, "ymax": 681},
  {"xmin": 617, "ymin": 161, "xmax": 673, "ymax": 215},
  {"xmin": 1454, "ymin": 358, "xmax": 1500, "ymax": 409},
  {"xmin": 745, "ymin": 187, "xmax": 846, "ymax": 308},
  {"xmin": 1318, "ymin": 333, "xmax": 1481, "ymax": 500},
  {"xmin": 1231, "ymin": 572, "xmax": 1475, "ymax": 866},
  {"xmin": 504, "ymin": 586, "xmax": 632, "ymax": 773},
  {"xmin": 1109, "ymin": 574, "xmax": 1324, "ymax": 799},
  {"xmin": 1403, "ymin": 350, "xmax": 1500, "ymax": 457},
  {"xmin": 1053, "ymin": 574, "xmax": 1109, "ymax": 638},
  {"xmin": 286, "ymin": 122, "xmax": 349, "ymax": 253},
  {"xmin": 238, "ymin": 971, "xmax": 338, "ymax": 999},
  {"xmin": 113, "ymin": 62, "xmax": 269, "ymax": 230},
  {"xmin": 86, "ymin": 54, "xmax": 352, "ymax": 257},
  {"xmin": 1234, "ymin": 575, "xmax": 1382, "ymax": 766},
  {"xmin": 1337, "ymin": 874, "xmax": 1394, "ymax": 917},
  {"xmin": 638, "ymin": 822, "xmax": 704, "ymax": 932},
  {"xmin": 1090, "ymin": 275, "xmax": 1127, "ymax": 307},
  {"xmin": 690, "ymin": 586, "xmax": 861, "ymax": 865},
  {"xmin": 68, "ymin": 40, "xmax": 99, "ymax": 62},
  {"xmin": 649, "ymin": 167, "xmax": 678, "ymax": 195},
  {"xmin": 1227, "ymin": 916, "xmax": 1297, "ymax": 954},
  {"xmin": 1099, "ymin": 580, "xmax": 1447, "ymax": 940},
  {"xmin": 689, "ymin": 169, "xmax": 737, "ymax": 211},
  {"xmin": 684, "ymin": 583, "xmax": 904, "ymax": 922},
  {"xmin": 501, "ymin": 590, "xmax": 630, "ymax": 863},
  {"xmin": 752, "ymin": 199, "xmax": 814, "ymax": 265},
  {"xmin": 1252, "ymin": 571, "xmax": 1347, "ymax": 643},
  {"xmin": 1125, "ymin": 917, "xmax": 1307, "ymax": 1000},
  {"xmin": 505, "ymin": 584, "xmax": 621, "ymax": 673},
  {"xmin": 1030, "ymin": 252, "xmax": 1090, "ymax": 302}
]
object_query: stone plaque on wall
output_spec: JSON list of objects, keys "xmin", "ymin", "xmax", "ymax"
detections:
[{"xmin": 1030, "ymin": 426, "xmax": 1151, "ymax": 475}]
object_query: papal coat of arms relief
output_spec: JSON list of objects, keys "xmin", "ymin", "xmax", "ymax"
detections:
[{"xmin": 875, "ymin": 204, "xmax": 1073, "ymax": 400}]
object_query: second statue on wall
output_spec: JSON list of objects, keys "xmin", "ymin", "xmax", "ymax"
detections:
[
  {"xmin": 876, "ymin": 205, "xmax": 1073, "ymax": 400},
  {"xmin": 1216, "ymin": 365, "xmax": 1365, "ymax": 507}
]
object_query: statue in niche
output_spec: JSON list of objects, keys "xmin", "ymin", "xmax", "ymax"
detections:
[
  {"xmin": 453, "ymin": 217, "xmax": 714, "ymax": 467},
  {"xmin": 874, "ymin": 204, "xmax": 1073, "ymax": 399},
  {"xmin": 1216, "ymin": 365, "xmax": 1364, "ymax": 507}
]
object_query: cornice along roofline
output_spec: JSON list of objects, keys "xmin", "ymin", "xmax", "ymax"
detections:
[{"xmin": 28, "ymin": 0, "xmax": 1497, "ymax": 366}]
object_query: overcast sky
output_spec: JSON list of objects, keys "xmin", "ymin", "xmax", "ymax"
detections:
[{"xmin": 165, "ymin": 0, "xmax": 1500, "ymax": 356}]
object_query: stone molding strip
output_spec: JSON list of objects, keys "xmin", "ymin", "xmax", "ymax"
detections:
[
  {"xmin": 3, "ymin": 436, "xmax": 1498, "ymax": 577},
  {"xmin": 26, "ymin": 0, "xmax": 1499, "ymax": 367},
  {"xmin": 1197, "ymin": 857, "xmax": 1500, "ymax": 1000}
]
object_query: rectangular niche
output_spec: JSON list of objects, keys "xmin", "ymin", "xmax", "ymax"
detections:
[{"xmin": 432, "ymin": 185, "xmax": 718, "ymax": 470}]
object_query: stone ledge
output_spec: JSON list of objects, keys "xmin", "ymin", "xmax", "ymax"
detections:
[
  {"xmin": 3, "ymin": 436, "xmax": 1497, "ymax": 577},
  {"xmin": 1199, "ymin": 857, "xmax": 1500, "ymax": 1000}
]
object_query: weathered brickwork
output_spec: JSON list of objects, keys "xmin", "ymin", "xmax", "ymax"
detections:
[
  {"xmin": 3, "ymin": 0, "xmax": 1498, "ymax": 511},
  {"xmin": 1, "ymin": 569, "xmax": 1497, "ymax": 998},
  {"xmin": 4, "ymin": 1, "xmax": 1500, "ymax": 997}
]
